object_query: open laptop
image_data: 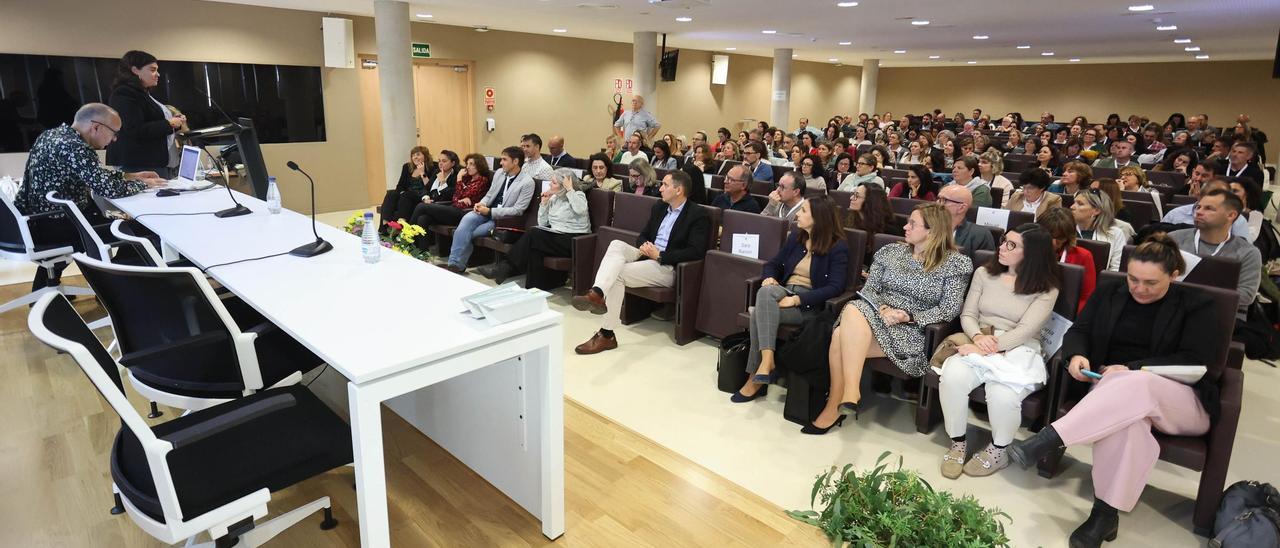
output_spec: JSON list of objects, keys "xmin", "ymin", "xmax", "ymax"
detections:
[{"xmin": 164, "ymin": 146, "xmax": 214, "ymax": 190}]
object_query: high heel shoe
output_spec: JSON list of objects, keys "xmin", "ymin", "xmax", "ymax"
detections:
[
  {"xmin": 801, "ymin": 415, "xmax": 846, "ymax": 435},
  {"xmin": 729, "ymin": 386, "xmax": 767, "ymax": 403},
  {"xmin": 750, "ymin": 370, "xmax": 779, "ymax": 385},
  {"xmin": 837, "ymin": 401, "xmax": 860, "ymax": 420}
]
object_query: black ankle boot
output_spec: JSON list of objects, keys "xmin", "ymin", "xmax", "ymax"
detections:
[
  {"xmin": 1069, "ymin": 499, "xmax": 1119, "ymax": 548},
  {"xmin": 1008, "ymin": 425, "xmax": 1064, "ymax": 469}
]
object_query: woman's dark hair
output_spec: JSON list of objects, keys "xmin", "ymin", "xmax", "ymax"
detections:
[
  {"xmin": 1131, "ymin": 232, "xmax": 1186, "ymax": 275},
  {"xmin": 984, "ymin": 224, "xmax": 1061, "ymax": 295},
  {"xmin": 1106, "ymin": 113, "xmax": 1122, "ymax": 126},
  {"xmin": 1037, "ymin": 144, "xmax": 1061, "ymax": 169},
  {"xmin": 906, "ymin": 164, "xmax": 939, "ymax": 197},
  {"xmin": 113, "ymin": 50, "xmax": 158, "ymax": 89},
  {"xmin": 846, "ymin": 185, "xmax": 894, "ymax": 247},
  {"xmin": 717, "ymin": 127, "xmax": 731, "ymax": 140},
  {"xmin": 586, "ymin": 153, "xmax": 612, "ymax": 180},
  {"xmin": 463, "ymin": 153, "xmax": 492, "ymax": 182},
  {"xmin": 803, "ymin": 153, "xmax": 826, "ymax": 180},
  {"xmin": 1019, "ymin": 168, "xmax": 1052, "ymax": 190},
  {"xmin": 833, "ymin": 152, "xmax": 854, "ymax": 172},
  {"xmin": 823, "ymin": 125, "xmax": 839, "ymax": 141},
  {"xmin": 796, "ymin": 197, "xmax": 846, "ymax": 255},
  {"xmin": 1159, "ymin": 147, "xmax": 1199, "ymax": 172},
  {"xmin": 800, "ymin": 132, "xmax": 816, "ymax": 149},
  {"xmin": 954, "ymin": 154, "xmax": 979, "ymax": 175},
  {"xmin": 1165, "ymin": 113, "xmax": 1187, "ymax": 130},
  {"xmin": 1037, "ymin": 206, "xmax": 1077, "ymax": 251},
  {"xmin": 652, "ymin": 140, "xmax": 671, "ymax": 159},
  {"xmin": 438, "ymin": 149, "xmax": 460, "ymax": 169},
  {"xmin": 1230, "ymin": 176, "xmax": 1263, "ymax": 212},
  {"xmin": 409, "ymin": 146, "xmax": 435, "ymax": 171}
]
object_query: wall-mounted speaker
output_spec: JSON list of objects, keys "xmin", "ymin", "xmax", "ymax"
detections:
[{"xmin": 322, "ymin": 17, "xmax": 355, "ymax": 69}]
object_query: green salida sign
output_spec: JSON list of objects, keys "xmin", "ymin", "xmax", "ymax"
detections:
[{"xmin": 411, "ymin": 43, "xmax": 431, "ymax": 58}]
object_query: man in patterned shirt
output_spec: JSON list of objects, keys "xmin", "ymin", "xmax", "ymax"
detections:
[{"xmin": 14, "ymin": 103, "xmax": 164, "ymax": 290}]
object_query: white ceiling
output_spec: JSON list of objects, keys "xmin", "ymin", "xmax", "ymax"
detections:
[{"xmin": 212, "ymin": 0, "xmax": 1280, "ymax": 67}]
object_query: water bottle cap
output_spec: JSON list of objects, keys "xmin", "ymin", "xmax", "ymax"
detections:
[
  {"xmin": 364, "ymin": 212, "xmax": 374, "ymax": 218},
  {"xmin": 268, "ymin": 176, "xmax": 276, "ymax": 182}
]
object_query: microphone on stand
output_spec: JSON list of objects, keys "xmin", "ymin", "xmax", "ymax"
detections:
[
  {"xmin": 286, "ymin": 161, "xmax": 333, "ymax": 258},
  {"xmin": 199, "ymin": 144, "xmax": 252, "ymax": 218}
]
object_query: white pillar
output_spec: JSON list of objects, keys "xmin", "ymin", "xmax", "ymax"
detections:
[
  {"xmin": 859, "ymin": 58, "xmax": 879, "ymax": 117},
  {"xmin": 770, "ymin": 49, "xmax": 792, "ymax": 130},
  {"xmin": 633, "ymin": 31, "xmax": 658, "ymax": 114},
  {"xmin": 375, "ymin": 0, "xmax": 416, "ymax": 191}
]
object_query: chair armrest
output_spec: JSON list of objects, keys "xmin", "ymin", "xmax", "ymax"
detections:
[
  {"xmin": 826, "ymin": 290, "xmax": 855, "ymax": 312},
  {"xmin": 570, "ymin": 233, "xmax": 598, "ymax": 294},
  {"xmin": 109, "ymin": 220, "xmax": 165, "ymax": 266},
  {"xmin": 745, "ymin": 276, "xmax": 763, "ymax": 307},
  {"xmin": 676, "ymin": 259, "xmax": 705, "ymax": 291},
  {"xmin": 118, "ymin": 331, "xmax": 229, "ymax": 367},
  {"xmin": 923, "ymin": 319, "xmax": 962, "ymax": 360},
  {"xmin": 161, "ymin": 392, "xmax": 298, "ymax": 448},
  {"xmin": 243, "ymin": 321, "xmax": 279, "ymax": 338}
]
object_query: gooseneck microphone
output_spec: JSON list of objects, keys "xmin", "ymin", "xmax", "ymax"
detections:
[
  {"xmin": 203, "ymin": 144, "xmax": 252, "ymax": 218},
  {"xmin": 286, "ymin": 161, "xmax": 333, "ymax": 258}
]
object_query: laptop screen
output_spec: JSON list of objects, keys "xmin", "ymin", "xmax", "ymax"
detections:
[{"xmin": 178, "ymin": 146, "xmax": 200, "ymax": 181}]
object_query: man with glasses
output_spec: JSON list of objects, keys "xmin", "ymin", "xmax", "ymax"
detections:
[
  {"xmin": 684, "ymin": 131, "xmax": 708, "ymax": 159},
  {"xmin": 761, "ymin": 172, "xmax": 806, "ymax": 221},
  {"xmin": 743, "ymin": 141, "xmax": 773, "ymax": 183},
  {"xmin": 13, "ymin": 103, "xmax": 165, "ymax": 291},
  {"xmin": 711, "ymin": 165, "xmax": 762, "ymax": 214},
  {"xmin": 936, "ymin": 185, "xmax": 995, "ymax": 253}
]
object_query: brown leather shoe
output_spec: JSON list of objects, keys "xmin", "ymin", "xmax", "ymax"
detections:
[
  {"xmin": 571, "ymin": 290, "xmax": 607, "ymax": 315},
  {"xmin": 444, "ymin": 263, "xmax": 467, "ymax": 275},
  {"xmin": 574, "ymin": 332, "xmax": 618, "ymax": 355}
]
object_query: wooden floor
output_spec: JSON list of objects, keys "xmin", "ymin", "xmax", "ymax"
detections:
[{"xmin": 0, "ymin": 279, "xmax": 826, "ymax": 547}]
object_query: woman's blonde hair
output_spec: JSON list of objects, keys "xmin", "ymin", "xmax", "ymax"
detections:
[
  {"xmin": 1119, "ymin": 165, "xmax": 1148, "ymax": 187},
  {"xmin": 914, "ymin": 202, "xmax": 958, "ymax": 272}
]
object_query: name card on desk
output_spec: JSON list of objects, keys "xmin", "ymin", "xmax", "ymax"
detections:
[
  {"xmin": 975, "ymin": 206, "xmax": 1010, "ymax": 230},
  {"xmin": 731, "ymin": 233, "xmax": 760, "ymax": 259},
  {"xmin": 461, "ymin": 282, "xmax": 550, "ymax": 326},
  {"xmin": 1176, "ymin": 250, "xmax": 1202, "ymax": 281}
]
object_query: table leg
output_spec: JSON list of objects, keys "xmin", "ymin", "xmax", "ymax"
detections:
[
  {"xmin": 537, "ymin": 325, "xmax": 566, "ymax": 540},
  {"xmin": 349, "ymin": 382, "xmax": 391, "ymax": 547}
]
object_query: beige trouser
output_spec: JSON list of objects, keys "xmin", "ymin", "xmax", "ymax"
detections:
[{"xmin": 593, "ymin": 240, "xmax": 675, "ymax": 330}]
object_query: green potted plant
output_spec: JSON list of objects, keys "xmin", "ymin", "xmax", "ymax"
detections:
[{"xmin": 788, "ymin": 451, "xmax": 1011, "ymax": 547}]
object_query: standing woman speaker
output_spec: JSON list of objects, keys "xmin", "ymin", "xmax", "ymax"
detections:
[{"xmin": 106, "ymin": 50, "xmax": 185, "ymax": 178}]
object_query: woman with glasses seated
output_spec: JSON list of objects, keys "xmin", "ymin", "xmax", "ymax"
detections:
[
  {"xmin": 806, "ymin": 203, "xmax": 972, "ymax": 435},
  {"xmin": 889, "ymin": 164, "xmax": 939, "ymax": 201},
  {"xmin": 798, "ymin": 154, "xmax": 827, "ymax": 195},
  {"xmin": 623, "ymin": 158, "xmax": 661, "ymax": 197},
  {"xmin": 826, "ymin": 153, "xmax": 854, "ymax": 189},
  {"xmin": 938, "ymin": 224, "xmax": 1060, "ymax": 480},
  {"xmin": 477, "ymin": 168, "xmax": 591, "ymax": 287},
  {"xmin": 1072, "ymin": 189, "xmax": 1128, "ymax": 271},
  {"xmin": 836, "ymin": 153, "xmax": 885, "ymax": 191}
]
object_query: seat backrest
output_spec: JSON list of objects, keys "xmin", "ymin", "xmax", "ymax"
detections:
[
  {"xmin": 1169, "ymin": 194, "xmax": 1197, "ymax": 208},
  {"xmin": 0, "ymin": 191, "xmax": 35, "ymax": 254},
  {"xmin": 1055, "ymin": 263, "xmax": 1085, "ymax": 320},
  {"xmin": 496, "ymin": 188, "xmax": 541, "ymax": 230},
  {"xmin": 611, "ymin": 192, "xmax": 661, "ymax": 232},
  {"xmin": 717, "ymin": 160, "xmax": 742, "ymax": 176},
  {"xmin": 870, "ymin": 233, "xmax": 906, "ymax": 256},
  {"xmin": 881, "ymin": 168, "xmax": 908, "ymax": 180},
  {"xmin": 1122, "ymin": 200, "xmax": 1157, "ymax": 231},
  {"xmin": 990, "ymin": 187, "xmax": 1004, "ymax": 208},
  {"xmin": 718, "ymin": 209, "xmax": 788, "ymax": 258},
  {"xmin": 611, "ymin": 163, "xmax": 629, "ymax": 177},
  {"xmin": 890, "ymin": 196, "xmax": 927, "ymax": 217},
  {"xmin": 1121, "ymin": 190, "xmax": 1156, "ymax": 203},
  {"xmin": 831, "ymin": 190, "xmax": 854, "ymax": 212},
  {"xmin": 702, "ymin": 204, "xmax": 723, "ymax": 251},
  {"xmin": 1145, "ymin": 170, "xmax": 1187, "ymax": 195},
  {"xmin": 748, "ymin": 180, "xmax": 774, "ymax": 196},
  {"xmin": 1119, "ymin": 244, "xmax": 1241, "ymax": 291},
  {"xmin": 1096, "ymin": 271, "xmax": 1238, "ymax": 369},
  {"xmin": 770, "ymin": 164, "xmax": 792, "ymax": 183},
  {"xmin": 1075, "ymin": 239, "xmax": 1110, "ymax": 274},
  {"xmin": 964, "ymin": 206, "xmax": 1034, "ymax": 232},
  {"xmin": 46, "ymin": 191, "xmax": 110, "ymax": 260},
  {"xmin": 585, "ymin": 188, "xmax": 614, "ymax": 230},
  {"xmin": 1092, "ymin": 166, "xmax": 1119, "ymax": 180}
]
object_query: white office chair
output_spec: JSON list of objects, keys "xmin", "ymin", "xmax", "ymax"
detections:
[
  {"xmin": 0, "ymin": 191, "xmax": 95, "ymax": 316},
  {"xmin": 28, "ymin": 291, "xmax": 352, "ymax": 547}
]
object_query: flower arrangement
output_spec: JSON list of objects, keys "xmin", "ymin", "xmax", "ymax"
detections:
[{"xmin": 344, "ymin": 213, "xmax": 433, "ymax": 262}]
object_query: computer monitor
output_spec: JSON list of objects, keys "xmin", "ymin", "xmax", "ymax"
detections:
[
  {"xmin": 233, "ymin": 117, "xmax": 270, "ymax": 200},
  {"xmin": 176, "ymin": 145, "xmax": 200, "ymax": 182}
]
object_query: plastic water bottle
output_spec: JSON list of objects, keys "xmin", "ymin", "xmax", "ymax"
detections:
[
  {"xmin": 265, "ymin": 176, "xmax": 282, "ymax": 214},
  {"xmin": 361, "ymin": 211, "xmax": 381, "ymax": 263}
]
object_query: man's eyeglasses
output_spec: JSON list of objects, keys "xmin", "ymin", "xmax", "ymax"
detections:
[
  {"xmin": 93, "ymin": 120, "xmax": 120, "ymax": 137},
  {"xmin": 937, "ymin": 196, "xmax": 966, "ymax": 206},
  {"xmin": 856, "ymin": 161, "xmax": 872, "ymax": 167}
]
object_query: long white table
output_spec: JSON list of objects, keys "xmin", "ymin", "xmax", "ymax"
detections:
[{"xmin": 109, "ymin": 187, "xmax": 565, "ymax": 546}]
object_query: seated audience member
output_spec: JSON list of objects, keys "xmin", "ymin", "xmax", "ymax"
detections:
[
  {"xmin": 845, "ymin": 184, "xmax": 899, "ymax": 256},
  {"xmin": 650, "ymin": 140, "xmax": 677, "ymax": 170},
  {"xmin": 1004, "ymin": 131, "xmax": 1024, "ymax": 155},
  {"xmin": 711, "ymin": 165, "xmax": 762, "ymax": 213},
  {"xmin": 744, "ymin": 141, "xmax": 774, "ymax": 183},
  {"xmin": 1038, "ymin": 207, "xmax": 1096, "ymax": 312},
  {"xmin": 710, "ymin": 127, "xmax": 731, "ymax": 155},
  {"xmin": 1032, "ymin": 144, "xmax": 1063, "ymax": 177},
  {"xmin": 572, "ymin": 171, "xmax": 710, "ymax": 354},
  {"xmin": 1048, "ymin": 161, "xmax": 1092, "ymax": 195},
  {"xmin": 939, "ymin": 224, "xmax": 1060, "ymax": 479},
  {"xmin": 1009, "ymin": 236, "xmax": 1222, "ymax": 548},
  {"xmin": 1168, "ymin": 189, "xmax": 1261, "ymax": 320},
  {"xmin": 1154, "ymin": 148, "xmax": 1197, "ymax": 175},
  {"xmin": 827, "ymin": 152, "xmax": 854, "ymax": 189},
  {"xmin": 1228, "ymin": 177, "xmax": 1264, "ymax": 243},
  {"xmin": 976, "ymin": 151, "xmax": 1013, "ymax": 208},
  {"xmin": 547, "ymin": 135, "xmax": 576, "ymax": 168},
  {"xmin": 816, "ymin": 142, "xmax": 835, "ymax": 171},
  {"xmin": 799, "ymin": 132, "xmax": 818, "ymax": 155},
  {"xmin": 890, "ymin": 164, "xmax": 939, "ymax": 201},
  {"xmin": 938, "ymin": 184, "xmax": 996, "ymax": 253},
  {"xmin": 898, "ymin": 140, "xmax": 930, "ymax": 167},
  {"xmin": 411, "ymin": 153, "xmax": 492, "ymax": 249},
  {"xmin": 1072, "ymin": 189, "xmax": 1127, "ymax": 271},
  {"xmin": 604, "ymin": 134, "xmax": 622, "ymax": 163},
  {"xmin": 1090, "ymin": 178, "xmax": 1136, "ymax": 231},
  {"xmin": 584, "ymin": 153, "xmax": 622, "ymax": 192},
  {"xmin": 1092, "ymin": 140, "xmax": 1140, "ymax": 169},
  {"xmin": 477, "ymin": 168, "xmax": 590, "ymax": 287},
  {"xmin": 1161, "ymin": 178, "xmax": 1249, "ymax": 237},
  {"xmin": 662, "ymin": 133, "xmax": 679, "ymax": 157},
  {"xmin": 1061, "ymin": 139, "xmax": 1087, "ymax": 163},
  {"xmin": 520, "ymin": 133, "xmax": 556, "ymax": 182},
  {"xmin": 951, "ymin": 155, "xmax": 991, "ymax": 209},
  {"xmin": 678, "ymin": 155, "xmax": 710, "ymax": 205},
  {"xmin": 1006, "ymin": 169, "xmax": 1062, "ymax": 219},
  {"xmin": 807, "ymin": 204, "xmax": 972, "ymax": 434},
  {"xmin": 380, "ymin": 146, "xmax": 438, "ymax": 228},
  {"xmin": 798, "ymin": 153, "xmax": 827, "ymax": 193},
  {"xmin": 684, "ymin": 131, "xmax": 707, "ymax": 158},
  {"xmin": 1118, "ymin": 165, "xmax": 1164, "ymax": 217},
  {"xmin": 869, "ymin": 145, "xmax": 894, "ymax": 170},
  {"xmin": 1184, "ymin": 161, "xmax": 1219, "ymax": 199},
  {"xmin": 733, "ymin": 198, "xmax": 849, "ymax": 401},
  {"xmin": 717, "ymin": 140, "xmax": 742, "ymax": 162},
  {"xmin": 620, "ymin": 133, "xmax": 650, "ymax": 165},
  {"xmin": 443, "ymin": 146, "xmax": 533, "ymax": 274},
  {"xmin": 1222, "ymin": 141, "xmax": 1265, "ymax": 184},
  {"xmin": 837, "ymin": 153, "xmax": 885, "ymax": 191},
  {"xmin": 761, "ymin": 172, "xmax": 807, "ymax": 221},
  {"xmin": 689, "ymin": 143, "xmax": 713, "ymax": 173},
  {"xmin": 624, "ymin": 159, "xmax": 662, "ymax": 198},
  {"xmin": 13, "ymin": 103, "xmax": 165, "ymax": 291}
]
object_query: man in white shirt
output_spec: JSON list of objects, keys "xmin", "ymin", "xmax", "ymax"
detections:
[
  {"xmin": 520, "ymin": 133, "xmax": 555, "ymax": 182},
  {"xmin": 619, "ymin": 133, "xmax": 649, "ymax": 164},
  {"xmin": 1092, "ymin": 140, "xmax": 1139, "ymax": 169},
  {"xmin": 613, "ymin": 95, "xmax": 660, "ymax": 142},
  {"xmin": 761, "ymin": 172, "xmax": 805, "ymax": 221}
]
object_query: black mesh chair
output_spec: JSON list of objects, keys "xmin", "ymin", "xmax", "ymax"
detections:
[
  {"xmin": 73, "ymin": 254, "xmax": 325, "ymax": 414},
  {"xmin": 0, "ymin": 191, "xmax": 94, "ymax": 315},
  {"xmin": 27, "ymin": 292, "xmax": 351, "ymax": 547}
]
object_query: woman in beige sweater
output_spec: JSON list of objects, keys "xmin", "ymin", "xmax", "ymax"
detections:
[{"xmin": 938, "ymin": 224, "xmax": 1061, "ymax": 479}]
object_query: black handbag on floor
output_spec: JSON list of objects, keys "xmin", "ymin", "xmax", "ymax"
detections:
[{"xmin": 717, "ymin": 332, "xmax": 750, "ymax": 393}]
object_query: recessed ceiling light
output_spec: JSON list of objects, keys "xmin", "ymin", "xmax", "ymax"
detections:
[
  {"xmin": 911, "ymin": 20, "xmax": 930, "ymax": 26},
  {"xmin": 973, "ymin": 35, "xmax": 989, "ymax": 40},
  {"xmin": 473, "ymin": 26, "xmax": 489, "ymax": 32},
  {"xmin": 552, "ymin": 28, "xmax": 567, "ymax": 33},
  {"xmin": 893, "ymin": 49, "xmax": 907, "ymax": 54},
  {"xmin": 836, "ymin": 1, "xmax": 859, "ymax": 6},
  {"xmin": 1174, "ymin": 38, "xmax": 1192, "ymax": 43},
  {"xmin": 1016, "ymin": 45, "xmax": 1031, "ymax": 49},
  {"xmin": 1156, "ymin": 25, "xmax": 1177, "ymax": 31},
  {"xmin": 929, "ymin": 55, "xmax": 941, "ymax": 59},
  {"xmin": 724, "ymin": 47, "xmax": 736, "ymax": 51},
  {"xmin": 675, "ymin": 16, "xmax": 692, "ymax": 22},
  {"xmin": 792, "ymin": 53, "xmax": 799, "ymax": 58},
  {"xmin": 1196, "ymin": 54, "xmax": 1210, "ymax": 59},
  {"xmin": 967, "ymin": 60, "xmax": 978, "ymax": 64},
  {"xmin": 828, "ymin": 58, "xmax": 839, "ymax": 62},
  {"xmin": 1184, "ymin": 46, "xmax": 1200, "ymax": 51},
  {"xmin": 1128, "ymin": 4, "xmax": 1154, "ymax": 11},
  {"xmin": 762, "ymin": 29, "xmax": 777, "ymax": 34},
  {"xmin": 838, "ymin": 41, "xmax": 852, "ymax": 46},
  {"xmin": 415, "ymin": 13, "xmax": 433, "ymax": 18},
  {"xmin": 1041, "ymin": 52, "xmax": 1055, "ymax": 56},
  {"xmin": 1069, "ymin": 58, "xmax": 1081, "ymax": 62}
]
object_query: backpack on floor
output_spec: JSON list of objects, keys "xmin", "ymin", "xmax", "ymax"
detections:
[
  {"xmin": 716, "ymin": 332, "xmax": 750, "ymax": 394},
  {"xmin": 1211, "ymin": 480, "xmax": 1280, "ymax": 548},
  {"xmin": 1233, "ymin": 302, "xmax": 1280, "ymax": 361}
]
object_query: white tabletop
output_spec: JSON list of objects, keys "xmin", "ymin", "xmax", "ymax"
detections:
[{"xmin": 109, "ymin": 187, "xmax": 561, "ymax": 384}]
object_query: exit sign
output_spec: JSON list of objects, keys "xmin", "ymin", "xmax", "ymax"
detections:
[{"xmin": 411, "ymin": 43, "xmax": 431, "ymax": 58}]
